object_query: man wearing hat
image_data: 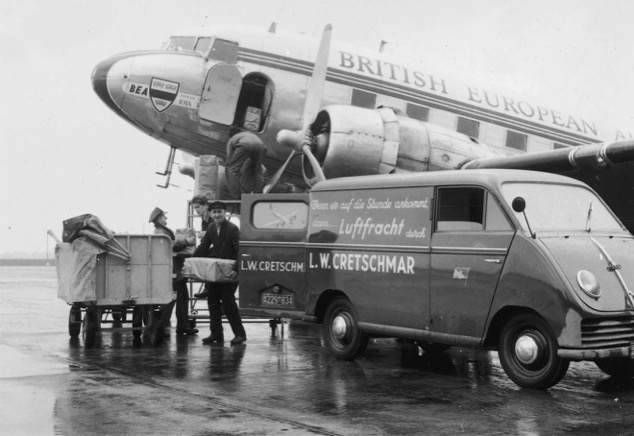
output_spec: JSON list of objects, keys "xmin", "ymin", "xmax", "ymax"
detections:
[
  {"xmin": 149, "ymin": 207, "xmax": 198, "ymax": 336},
  {"xmin": 193, "ymin": 200, "xmax": 247, "ymax": 345}
]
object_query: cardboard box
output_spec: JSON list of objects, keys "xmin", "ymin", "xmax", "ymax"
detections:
[
  {"xmin": 183, "ymin": 257, "xmax": 236, "ymax": 282},
  {"xmin": 243, "ymin": 106, "xmax": 261, "ymax": 131}
]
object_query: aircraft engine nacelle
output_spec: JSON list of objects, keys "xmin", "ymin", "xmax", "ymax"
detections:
[{"xmin": 307, "ymin": 105, "xmax": 498, "ymax": 180}]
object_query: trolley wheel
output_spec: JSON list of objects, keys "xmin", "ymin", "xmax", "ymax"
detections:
[
  {"xmin": 82, "ymin": 307, "xmax": 97, "ymax": 348},
  {"xmin": 132, "ymin": 307, "xmax": 144, "ymax": 338},
  {"xmin": 323, "ymin": 297, "xmax": 369, "ymax": 360},
  {"xmin": 498, "ymin": 313, "xmax": 569, "ymax": 389},
  {"xmin": 144, "ymin": 307, "xmax": 164, "ymax": 346},
  {"xmin": 68, "ymin": 306, "xmax": 82, "ymax": 338}
]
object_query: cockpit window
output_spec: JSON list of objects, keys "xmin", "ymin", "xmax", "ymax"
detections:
[
  {"xmin": 195, "ymin": 37, "xmax": 213, "ymax": 55},
  {"xmin": 209, "ymin": 39, "xmax": 239, "ymax": 63},
  {"xmin": 162, "ymin": 36, "xmax": 196, "ymax": 52}
]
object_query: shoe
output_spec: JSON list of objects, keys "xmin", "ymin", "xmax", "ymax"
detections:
[
  {"xmin": 202, "ymin": 335, "xmax": 224, "ymax": 344},
  {"xmin": 230, "ymin": 336, "xmax": 247, "ymax": 345},
  {"xmin": 193, "ymin": 290, "xmax": 209, "ymax": 298}
]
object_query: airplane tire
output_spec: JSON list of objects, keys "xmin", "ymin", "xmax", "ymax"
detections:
[{"xmin": 323, "ymin": 297, "xmax": 368, "ymax": 360}]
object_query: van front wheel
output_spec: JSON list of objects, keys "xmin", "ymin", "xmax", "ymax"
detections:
[
  {"xmin": 323, "ymin": 297, "xmax": 368, "ymax": 360},
  {"xmin": 499, "ymin": 313, "xmax": 569, "ymax": 389}
]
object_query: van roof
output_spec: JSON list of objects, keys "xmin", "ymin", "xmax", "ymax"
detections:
[{"xmin": 311, "ymin": 169, "xmax": 586, "ymax": 192}]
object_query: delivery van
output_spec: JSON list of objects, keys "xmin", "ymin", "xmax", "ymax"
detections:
[{"xmin": 239, "ymin": 169, "xmax": 634, "ymax": 389}]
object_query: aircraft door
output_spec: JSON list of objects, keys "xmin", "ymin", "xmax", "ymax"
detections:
[{"xmin": 199, "ymin": 63, "xmax": 242, "ymax": 124}]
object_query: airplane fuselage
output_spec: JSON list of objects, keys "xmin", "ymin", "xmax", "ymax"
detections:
[
  {"xmin": 91, "ymin": 25, "xmax": 634, "ymax": 231},
  {"xmin": 92, "ymin": 26, "xmax": 631, "ymax": 180}
]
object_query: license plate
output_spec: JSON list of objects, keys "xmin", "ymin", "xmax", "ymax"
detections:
[{"xmin": 261, "ymin": 293, "xmax": 294, "ymax": 307}]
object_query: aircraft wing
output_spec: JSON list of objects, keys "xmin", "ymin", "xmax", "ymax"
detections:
[{"xmin": 463, "ymin": 139, "xmax": 634, "ymax": 233}]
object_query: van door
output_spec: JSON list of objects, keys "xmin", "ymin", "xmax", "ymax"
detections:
[
  {"xmin": 430, "ymin": 187, "xmax": 514, "ymax": 342},
  {"xmin": 238, "ymin": 193, "xmax": 309, "ymax": 317}
]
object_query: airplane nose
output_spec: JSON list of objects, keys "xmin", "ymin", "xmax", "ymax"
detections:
[{"xmin": 91, "ymin": 54, "xmax": 134, "ymax": 117}]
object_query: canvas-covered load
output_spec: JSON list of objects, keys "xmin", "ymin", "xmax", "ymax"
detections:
[
  {"xmin": 183, "ymin": 257, "xmax": 236, "ymax": 282},
  {"xmin": 55, "ymin": 214, "xmax": 173, "ymax": 305}
]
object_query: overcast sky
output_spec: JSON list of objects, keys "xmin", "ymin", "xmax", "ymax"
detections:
[{"xmin": 2, "ymin": 0, "xmax": 633, "ymax": 257}]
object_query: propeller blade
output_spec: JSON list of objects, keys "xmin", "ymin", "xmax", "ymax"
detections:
[
  {"xmin": 301, "ymin": 24, "xmax": 332, "ymax": 132},
  {"xmin": 270, "ymin": 24, "xmax": 332, "ymax": 193},
  {"xmin": 301, "ymin": 144, "xmax": 326, "ymax": 186},
  {"xmin": 263, "ymin": 150, "xmax": 297, "ymax": 194}
]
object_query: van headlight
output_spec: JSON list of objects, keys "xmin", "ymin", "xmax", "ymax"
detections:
[{"xmin": 577, "ymin": 270, "xmax": 601, "ymax": 299}]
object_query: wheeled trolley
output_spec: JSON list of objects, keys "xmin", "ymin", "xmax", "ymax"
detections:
[{"xmin": 56, "ymin": 231, "xmax": 174, "ymax": 347}]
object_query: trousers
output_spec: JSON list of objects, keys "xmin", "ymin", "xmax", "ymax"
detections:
[{"xmin": 206, "ymin": 282, "xmax": 246, "ymax": 338}]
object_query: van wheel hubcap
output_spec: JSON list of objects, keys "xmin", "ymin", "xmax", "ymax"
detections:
[
  {"xmin": 332, "ymin": 314, "xmax": 350, "ymax": 340},
  {"xmin": 515, "ymin": 334, "xmax": 540, "ymax": 365}
]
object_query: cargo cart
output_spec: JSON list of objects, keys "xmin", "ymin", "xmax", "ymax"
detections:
[
  {"xmin": 183, "ymin": 257, "xmax": 285, "ymax": 335},
  {"xmin": 55, "ymin": 215, "xmax": 174, "ymax": 347}
]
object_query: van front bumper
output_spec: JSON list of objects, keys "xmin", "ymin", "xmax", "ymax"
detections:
[{"xmin": 558, "ymin": 344, "xmax": 634, "ymax": 361}]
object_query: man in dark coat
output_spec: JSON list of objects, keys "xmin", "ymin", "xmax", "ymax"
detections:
[
  {"xmin": 193, "ymin": 201, "xmax": 247, "ymax": 345},
  {"xmin": 225, "ymin": 127, "xmax": 265, "ymax": 199},
  {"xmin": 149, "ymin": 207, "xmax": 198, "ymax": 336}
]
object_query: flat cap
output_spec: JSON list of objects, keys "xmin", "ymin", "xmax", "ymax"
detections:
[
  {"xmin": 208, "ymin": 201, "xmax": 227, "ymax": 210},
  {"xmin": 148, "ymin": 207, "xmax": 166, "ymax": 223}
]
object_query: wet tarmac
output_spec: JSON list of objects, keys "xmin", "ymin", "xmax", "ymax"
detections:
[{"xmin": 2, "ymin": 266, "xmax": 634, "ymax": 435}]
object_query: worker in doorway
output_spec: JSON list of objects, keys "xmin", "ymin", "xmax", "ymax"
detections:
[
  {"xmin": 193, "ymin": 201, "xmax": 247, "ymax": 345},
  {"xmin": 225, "ymin": 126, "xmax": 265, "ymax": 199}
]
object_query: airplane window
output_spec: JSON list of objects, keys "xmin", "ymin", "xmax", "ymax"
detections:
[
  {"xmin": 195, "ymin": 37, "xmax": 213, "ymax": 55},
  {"xmin": 436, "ymin": 187, "xmax": 484, "ymax": 231},
  {"xmin": 351, "ymin": 89, "xmax": 376, "ymax": 109},
  {"xmin": 252, "ymin": 202, "xmax": 308, "ymax": 230},
  {"xmin": 406, "ymin": 103, "xmax": 430, "ymax": 121},
  {"xmin": 162, "ymin": 36, "xmax": 196, "ymax": 51},
  {"xmin": 457, "ymin": 117, "xmax": 480, "ymax": 139},
  {"xmin": 209, "ymin": 39, "xmax": 238, "ymax": 63},
  {"xmin": 506, "ymin": 130, "xmax": 527, "ymax": 151}
]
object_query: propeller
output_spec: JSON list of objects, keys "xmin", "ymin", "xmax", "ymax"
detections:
[{"xmin": 263, "ymin": 24, "xmax": 332, "ymax": 193}]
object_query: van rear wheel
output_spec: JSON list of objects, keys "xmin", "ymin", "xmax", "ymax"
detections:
[
  {"xmin": 499, "ymin": 313, "xmax": 569, "ymax": 389},
  {"xmin": 323, "ymin": 297, "xmax": 368, "ymax": 360}
]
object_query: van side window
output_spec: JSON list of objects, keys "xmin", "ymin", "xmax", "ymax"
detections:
[
  {"xmin": 436, "ymin": 187, "xmax": 484, "ymax": 231},
  {"xmin": 485, "ymin": 196, "xmax": 512, "ymax": 231}
]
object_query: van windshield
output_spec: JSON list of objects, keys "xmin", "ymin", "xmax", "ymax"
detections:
[{"xmin": 501, "ymin": 182, "xmax": 625, "ymax": 232}]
